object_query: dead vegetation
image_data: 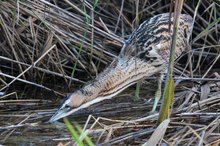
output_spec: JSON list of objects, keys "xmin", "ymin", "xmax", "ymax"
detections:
[{"xmin": 0, "ymin": 0, "xmax": 220, "ymax": 145}]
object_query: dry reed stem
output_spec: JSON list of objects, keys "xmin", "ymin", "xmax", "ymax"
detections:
[{"xmin": 0, "ymin": 0, "xmax": 220, "ymax": 145}]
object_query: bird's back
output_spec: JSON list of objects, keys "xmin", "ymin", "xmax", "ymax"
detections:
[{"xmin": 119, "ymin": 13, "xmax": 193, "ymax": 63}]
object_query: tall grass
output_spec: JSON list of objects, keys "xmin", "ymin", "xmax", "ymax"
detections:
[{"xmin": 0, "ymin": 0, "xmax": 220, "ymax": 145}]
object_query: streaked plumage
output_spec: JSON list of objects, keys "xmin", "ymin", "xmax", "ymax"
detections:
[{"xmin": 50, "ymin": 13, "xmax": 193, "ymax": 122}]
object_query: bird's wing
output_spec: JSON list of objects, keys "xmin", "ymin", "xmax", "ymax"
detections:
[{"xmin": 119, "ymin": 13, "xmax": 193, "ymax": 62}]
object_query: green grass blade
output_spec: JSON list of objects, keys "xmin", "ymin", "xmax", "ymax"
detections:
[
  {"xmin": 63, "ymin": 118, "xmax": 84, "ymax": 146},
  {"xmin": 158, "ymin": 79, "xmax": 174, "ymax": 124},
  {"xmin": 193, "ymin": 17, "xmax": 220, "ymax": 43},
  {"xmin": 134, "ymin": 81, "xmax": 141, "ymax": 101},
  {"xmin": 74, "ymin": 122, "xmax": 94, "ymax": 146},
  {"xmin": 158, "ymin": 0, "xmax": 184, "ymax": 125}
]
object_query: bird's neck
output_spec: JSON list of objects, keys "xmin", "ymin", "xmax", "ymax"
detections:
[{"xmin": 80, "ymin": 57, "xmax": 164, "ymax": 102}]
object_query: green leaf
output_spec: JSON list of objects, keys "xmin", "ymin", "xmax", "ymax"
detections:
[
  {"xmin": 63, "ymin": 118, "xmax": 84, "ymax": 146},
  {"xmin": 74, "ymin": 122, "xmax": 94, "ymax": 146},
  {"xmin": 158, "ymin": 79, "xmax": 174, "ymax": 124},
  {"xmin": 193, "ymin": 17, "xmax": 220, "ymax": 43},
  {"xmin": 134, "ymin": 81, "xmax": 141, "ymax": 101}
]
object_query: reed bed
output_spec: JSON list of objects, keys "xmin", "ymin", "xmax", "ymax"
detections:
[{"xmin": 0, "ymin": 0, "xmax": 220, "ymax": 145}]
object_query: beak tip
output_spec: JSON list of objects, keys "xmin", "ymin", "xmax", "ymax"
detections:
[
  {"xmin": 49, "ymin": 106, "xmax": 75, "ymax": 123},
  {"xmin": 49, "ymin": 113, "xmax": 62, "ymax": 123},
  {"xmin": 49, "ymin": 110, "xmax": 66, "ymax": 123},
  {"xmin": 49, "ymin": 116, "xmax": 56, "ymax": 123}
]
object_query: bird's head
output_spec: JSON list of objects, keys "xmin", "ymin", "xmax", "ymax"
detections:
[{"xmin": 49, "ymin": 90, "xmax": 93, "ymax": 122}]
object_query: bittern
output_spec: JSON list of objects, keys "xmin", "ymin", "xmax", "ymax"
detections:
[{"xmin": 50, "ymin": 13, "xmax": 193, "ymax": 122}]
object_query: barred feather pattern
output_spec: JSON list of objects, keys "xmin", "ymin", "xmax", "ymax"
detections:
[
  {"xmin": 50, "ymin": 13, "xmax": 193, "ymax": 122},
  {"xmin": 70, "ymin": 13, "xmax": 193, "ymax": 107},
  {"xmin": 120, "ymin": 13, "xmax": 193, "ymax": 62}
]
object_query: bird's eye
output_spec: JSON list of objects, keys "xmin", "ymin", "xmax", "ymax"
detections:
[
  {"xmin": 60, "ymin": 104, "xmax": 72, "ymax": 110},
  {"xmin": 65, "ymin": 104, "xmax": 72, "ymax": 109}
]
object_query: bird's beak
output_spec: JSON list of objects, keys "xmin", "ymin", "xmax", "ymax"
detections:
[
  {"xmin": 49, "ymin": 97, "xmax": 100, "ymax": 122},
  {"xmin": 49, "ymin": 106, "xmax": 71, "ymax": 122}
]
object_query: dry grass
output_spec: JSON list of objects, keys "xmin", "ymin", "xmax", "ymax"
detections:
[{"xmin": 0, "ymin": 0, "xmax": 220, "ymax": 145}]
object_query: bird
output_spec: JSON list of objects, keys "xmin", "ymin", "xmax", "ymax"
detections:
[{"xmin": 49, "ymin": 13, "xmax": 193, "ymax": 122}]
